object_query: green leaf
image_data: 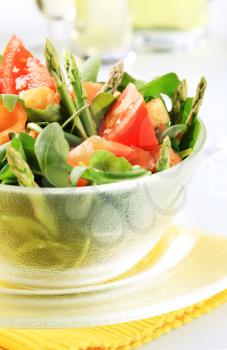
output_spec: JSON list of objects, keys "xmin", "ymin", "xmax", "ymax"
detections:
[
  {"xmin": 0, "ymin": 94, "xmax": 23, "ymax": 112},
  {"xmin": 81, "ymin": 166, "xmax": 149, "ymax": 185},
  {"xmin": 179, "ymin": 96, "xmax": 202, "ymax": 151},
  {"xmin": 180, "ymin": 118, "xmax": 201, "ymax": 151},
  {"xmin": 90, "ymin": 92, "xmax": 116, "ymax": 127},
  {"xmin": 118, "ymin": 72, "xmax": 145, "ymax": 92},
  {"xmin": 70, "ymin": 150, "xmax": 149, "ymax": 186},
  {"xmin": 26, "ymin": 103, "xmax": 62, "ymax": 123},
  {"xmin": 89, "ymin": 150, "xmax": 132, "ymax": 173},
  {"xmin": 10, "ymin": 137, "xmax": 26, "ymax": 159},
  {"xmin": 0, "ymin": 163, "xmax": 16, "ymax": 181},
  {"xmin": 80, "ymin": 55, "xmax": 101, "ymax": 82},
  {"xmin": 160, "ymin": 124, "xmax": 186, "ymax": 143},
  {"xmin": 0, "ymin": 142, "xmax": 9, "ymax": 163},
  {"xmin": 181, "ymin": 98, "xmax": 193, "ymax": 124},
  {"xmin": 35, "ymin": 122, "xmax": 70, "ymax": 187},
  {"xmin": 0, "ymin": 54, "xmax": 3, "ymax": 65},
  {"xmin": 171, "ymin": 137, "xmax": 180, "ymax": 152},
  {"xmin": 64, "ymin": 132, "xmax": 83, "ymax": 147},
  {"xmin": 0, "ymin": 137, "xmax": 25, "ymax": 182},
  {"xmin": 190, "ymin": 118, "xmax": 201, "ymax": 148},
  {"xmin": 139, "ymin": 73, "xmax": 180, "ymax": 101},
  {"xmin": 1, "ymin": 177, "xmax": 17, "ymax": 185},
  {"xmin": 19, "ymin": 132, "xmax": 40, "ymax": 172},
  {"xmin": 178, "ymin": 148, "xmax": 193, "ymax": 158}
]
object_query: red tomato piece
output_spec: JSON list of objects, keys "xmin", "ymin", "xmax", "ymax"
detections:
[
  {"xmin": 76, "ymin": 178, "xmax": 89, "ymax": 187},
  {"xmin": 67, "ymin": 136, "xmax": 155, "ymax": 170},
  {"xmin": 0, "ymin": 35, "xmax": 56, "ymax": 94},
  {"xmin": 99, "ymin": 83, "xmax": 158, "ymax": 152}
]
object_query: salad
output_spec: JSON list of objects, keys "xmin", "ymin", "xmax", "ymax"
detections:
[{"xmin": 0, "ymin": 36, "xmax": 207, "ymax": 188}]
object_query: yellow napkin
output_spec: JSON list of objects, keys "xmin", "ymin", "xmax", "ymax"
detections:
[
  {"xmin": 0, "ymin": 290, "xmax": 226, "ymax": 350},
  {"xmin": 0, "ymin": 226, "xmax": 226, "ymax": 350}
]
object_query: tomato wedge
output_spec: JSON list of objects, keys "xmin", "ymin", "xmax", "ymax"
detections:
[
  {"xmin": 0, "ymin": 102, "xmax": 27, "ymax": 145},
  {"xmin": 0, "ymin": 35, "xmax": 56, "ymax": 94},
  {"xmin": 67, "ymin": 136, "xmax": 155, "ymax": 170},
  {"xmin": 99, "ymin": 83, "xmax": 158, "ymax": 152}
]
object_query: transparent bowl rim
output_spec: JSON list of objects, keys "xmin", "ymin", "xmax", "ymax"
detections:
[{"xmin": 0, "ymin": 119, "xmax": 207, "ymax": 195}]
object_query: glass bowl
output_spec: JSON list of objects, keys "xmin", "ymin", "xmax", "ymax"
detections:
[{"xmin": 0, "ymin": 122, "xmax": 206, "ymax": 288}]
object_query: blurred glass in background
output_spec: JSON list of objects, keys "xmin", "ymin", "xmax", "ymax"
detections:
[
  {"xmin": 35, "ymin": 0, "xmax": 208, "ymax": 59},
  {"xmin": 130, "ymin": 0, "xmax": 208, "ymax": 50},
  {"xmin": 73, "ymin": 0, "xmax": 132, "ymax": 62},
  {"xmin": 36, "ymin": 0, "xmax": 75, "ymax": 49}
]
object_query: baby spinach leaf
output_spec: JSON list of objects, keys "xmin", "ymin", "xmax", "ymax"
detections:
[
  {"xmin": 1, "ymin": 177, "xmax": 18, "ymax": 185},
  {"xmin": 35, "ymin": 122, "xmax": 70, "ymax": 187},
  {"xmin": 19, "ymin": 132, "xmax": 40, "ymax": 172},
  {"xmin": 70, "ymin": 150, "xmax": 149, "ymax": 186},
  {"xmin": 190, "ymin": 119, "xmax": 201, "ymax": 148},
  {"xmin": 178, "ymin": 148, "xmax": 193, "ymax": 158},
  {"xmin": 10, "ymin": 137, "xmax": 26, "ymax": 159},
  {"xmin": 0, "ymin": 94, "xmax": 23, "ymax": 112},
  {"xmin": 0, "ymin": 137, "xmax": 25, "ymax": 182},
  {"xmin": 90, "ymin": 150, "xmax": 132, "ymax": 173},
  {"xmin": 179, "ymin": 97, "xmax": 201, "ymax": 150},
  {"xmin": 118, "ymin": 72, "xmax": 145, "ymax": 92},
  {"xmin": 170, "ymin": 137, "xmax": 180, "ymax": 152},
  {"xmin": 0, "ymin": 142, "xmax": 9, "ymax": 163},
  {"xmin": 80, "ymin": 55, "xmax": 101, "ymax": 82},
  {"xmin": 64, "ymin": 132, "xmax": 83, "ymax": 147},
  {"xmin": 139, "ymin": 73, "xmax": 180, "ymax": 101},
  {"xmin": 180, "ymin": 118, "xmax": 201, "ymax": 150},
  {"xmin": 160, "ymin": 124, "xmax": 186, "ymax": 143},
  {"xmin": 81, "ymin": 166, "xmax": 149, "ymax": 185},
  {"xmin": 90, "ymin": 92, "xmax": 116, "ymax": 127},
  {"xmin": 0, "ymin": 163, "xmax": 16, "ymax": 182},
  {"xmin": 26, "ymin": 104, "xmax": 62, "ymax": 123},
  {"xmin": 181, "ymin": 98, "xmax": 193, "ymax": 124}
]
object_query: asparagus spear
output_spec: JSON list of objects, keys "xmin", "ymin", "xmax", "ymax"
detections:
[
  {"xmin": 64, "ymin": 51, "xmax": 96, "ymax": 136},
  {"xmin": 186, "ymin": 77, "xmax": 207, "ymax": 126},
  {"xmin": 44, "ymin": 39, "xmax": 87, "ymax": 140},
  {"xmin": 7, "ymin": 144, "xmax": 58, "ymax": 238},
  {"xmin": 6, "ymin": 145, "xmax": 38, "ymax": 187},
  {"xmin": 156, "ymin": 136, "xmax": 171, "ymax": 172},
  {"xmin": 101, "ymin": 60, "xmax": 124, "ymax": 94},
  {"xmin": 171, "ymin": 79, "xmax": 187, "ymax": 124}
]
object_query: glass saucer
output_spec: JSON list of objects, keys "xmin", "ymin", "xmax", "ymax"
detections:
[{"xmin": 0, "ymin": 226, "xmax": 226, "ymax": 328}]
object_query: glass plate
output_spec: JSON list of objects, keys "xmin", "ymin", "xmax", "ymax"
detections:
[{"xmin": 0, "ymin": 226, "xmax": 226, "ymax": 328}]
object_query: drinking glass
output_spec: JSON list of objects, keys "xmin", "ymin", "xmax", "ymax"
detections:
[
  {"xmin": 73, "ymin": 0, "xmax": 132, "ymax": 62},
  {"xmin": 130, "ymin": 0, "xmax": 208, "ymax": 50},
  {"xmin": 36, "ymin": 0, "xmax": 75, "ymax": 49}
]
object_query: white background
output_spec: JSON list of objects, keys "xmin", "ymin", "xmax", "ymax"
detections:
[{"xmin": 0, "ymin": 1, "xmax": 227, "ymax": 349}]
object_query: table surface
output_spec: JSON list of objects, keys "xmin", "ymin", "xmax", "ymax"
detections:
[{"xmin": 0, "ymin": 1, "xmax": 227, "ymax": 349}]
